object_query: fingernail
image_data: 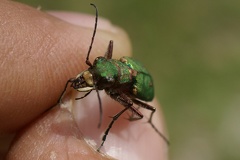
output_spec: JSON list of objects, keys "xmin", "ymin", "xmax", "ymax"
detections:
[
  {"xmin": 68, "ymin": 91, "xmax": 168, "ymax": 160},
  {"xmin": 47, "ymin": 11, "xmax": 132, "ymax": 59},
  {"xmin": 69, "ymin": 91, "xmax": 105, "ymax": 149},
  {"xmin": 48, "ymin": 11, "xmax": 118, "ymax": 33}
]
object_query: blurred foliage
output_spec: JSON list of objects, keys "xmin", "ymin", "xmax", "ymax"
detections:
[{"xmin": 15, "ymin": 0, "xmax": 240, "ymax": 159}]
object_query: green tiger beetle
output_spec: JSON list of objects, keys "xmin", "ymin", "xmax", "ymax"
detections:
[{"xmin": 58, "ymin": 3, "xmax": 169, "ymax": 151}]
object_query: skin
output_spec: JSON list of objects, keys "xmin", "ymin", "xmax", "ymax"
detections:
[{"xmin": 0, "ymin": 1, "xmax": 168, "ymax": 159}]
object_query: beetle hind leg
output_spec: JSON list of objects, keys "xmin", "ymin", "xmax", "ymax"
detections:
[
  {"xmin": 132, "ymin": 99, "xmax": 170, "ymax": 145},
  {"xmin": 126, "ymin": 106, "xmax": 143, "ymax": 121}
]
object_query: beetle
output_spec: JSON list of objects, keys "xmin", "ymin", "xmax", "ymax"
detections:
[{"xmin": 58, "ymin": 3, "xmax": 169, "ymax": 151}]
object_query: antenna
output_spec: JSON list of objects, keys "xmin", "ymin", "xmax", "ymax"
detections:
[{"xmin": 85, "ymin": 3, "xmax": 98, "ymax": 67}]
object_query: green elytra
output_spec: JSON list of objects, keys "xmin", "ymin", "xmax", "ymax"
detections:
[{"xmin": 90, "ymin": 56, "xmax": 154, "ymax": 101}]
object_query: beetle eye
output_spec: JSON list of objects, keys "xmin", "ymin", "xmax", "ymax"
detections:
[{"xmin": 83, "ymin": 70, "xmax": 93, "ymax": 86}]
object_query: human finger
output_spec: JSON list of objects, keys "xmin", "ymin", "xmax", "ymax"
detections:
[
  {"xmin": 0, "ymin": 0, "xmax": 131, "ymax": 133},
  {"xmin": 7, "ymin": 94, "xmax": 168, "ymax": 160}
]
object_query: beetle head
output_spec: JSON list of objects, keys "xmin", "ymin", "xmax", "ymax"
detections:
[{"xmin": 71, "ymin": 70, "xmax": 94, "ymax": 92}]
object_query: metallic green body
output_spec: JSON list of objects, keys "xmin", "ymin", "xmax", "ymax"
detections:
[
  {"xmin": 122, "ymin": 57, "xmax": 154, "ymax": 101},
  {"xmin": 90, "ymin": 56, "xmax": 154, "ymax": 101}
]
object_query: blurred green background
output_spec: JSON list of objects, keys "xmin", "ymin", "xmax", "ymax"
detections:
[{"xmin": 15, "ymin": 0, "xmax": 240, "ymax": 159}]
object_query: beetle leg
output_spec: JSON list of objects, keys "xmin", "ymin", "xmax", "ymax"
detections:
[
  {"xmin": 132, "ymin": 99, "xmax": 170, "ymax": 145},
  {"xmin": 95, "ymin": 89, "xmax": 103, "ymax": 128},
  {"xmin": 76, "ymin": 87, "xmax": 102, "ymax": 128},
  {"xmin": 104, "ymin": 40, "xmax": 113, "ymax": 59},
  {"xmin": 127, "ymin": 105, "xmax": 143, "ymax": 121},
  {"xmin": 58, "ymin": 78, "xmax": 76, "ymax": 104},
  {"xmin": 75, "ymin": 90, "xmax": 92, "ymax": 100},
  {"xmin": 97, "ymin": 106, "xmax": 129, "ymax": 152},
  {"xmin": 97, "ymin": 92, "xmax": 133, "ymax": 151},
  {"xmin": 132, "ymin": 99, "xmax": 156, "ymax": 122}
]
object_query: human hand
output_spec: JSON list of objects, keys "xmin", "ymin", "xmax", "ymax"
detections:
[{"xmin": 0, "ymin": 1, "xmax": 168, "ymax": 159}]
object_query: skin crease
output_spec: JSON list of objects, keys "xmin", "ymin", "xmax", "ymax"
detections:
[{"xmin": 0, "ymin": 1, "xmax": 168, "ymax": 159}]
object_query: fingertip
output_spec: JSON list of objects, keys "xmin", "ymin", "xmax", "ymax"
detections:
[
  {"xmin": 47, "ymin": 11, "xmax": 132, "ymax": 58},
  {"xmin": 72, "ymin": 92, "xmax": 169, "ymax": 160},
  {"xmin": 47, "ymin": 11, "xmax": 115, "ymax": 32},
  {"xmin": 7, "ymin": 106, "xmax": 111, "ymax": 160}
]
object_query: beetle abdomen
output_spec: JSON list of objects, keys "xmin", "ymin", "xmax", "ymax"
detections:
[{"xmin": 120, "ymin": 57, "xmax": 154, "ymax": 101}]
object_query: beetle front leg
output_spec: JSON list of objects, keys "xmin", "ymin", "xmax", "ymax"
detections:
[
  {"xmin": 58, "ymin": 78, "xmax": 76, "ymax": 104},
  {"xmin": 75, "ymin": 90, "xmax": 92, "ymax": 100}
]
